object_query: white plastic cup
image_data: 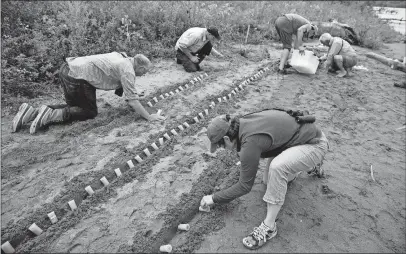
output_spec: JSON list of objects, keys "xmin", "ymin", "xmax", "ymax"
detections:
[
  {"xmin": 29, "ymin": 223, "xmax": 43, "ymax": 236},
  {"xmin": 175, "ymin": 89, "xmax": 179, "ymax": 93},
  {"xmin": 1, "ymin": 241, "xmax": 15, "ymax": 254},
  {"xmin": 199, "ymin": 206, "xmax": 210, "ymax": 212},
  {"xmin": 200, "ymin": 74, "xmax": 205, "ymax": 79},
  {"xmin": 183, "ymin": 122, "xmax": 190, "ymax": 128},
  {"xmin": 217, "ymin": 98, "xmax": 222, "ymax": 102},
  {"xmin": 127, "ymin": 160, "xmax": 135, "ymax": 168},
  {"xmin": 153, "ymin": 97, "xmax": 158, "ymax": 103},
  {"xmin": 47, "ymin": 211, "xmax": 58, "ymax": 224},
  {"xmin": 204, "ymin": 109, "xmax": 209, "ymax": 115},
  {"xmin": 151, "ymin": 143, "xmax": 159, "ymax": 151},
  {"xmin": 179, "ymin": 86, "xmax": 184, "ymax": 91},
  {"xmin": 194, "ymin": 116, "xmax": 199, "ymax": 123},
  {"xmin": 147, "ymin": 102, "xmax": 153, "ymax": 107},
  {"xmin": 143, "ymin": 148, "xmax": 151, "ymax": 157},
  {"xmin": 68, "ymin": 200, "xmax": 77, "ymax": 211},
  {"xmin": 232, "ymin": 90, "xmax": 236, "ymax": 95},
  {"xmin": 185, "ymin": 84, "xmax": 189, "ymax": 88},
  {"xmin": 239, "ymin": 84, "xmax": 243, "ymax": 90},
  {"xmin": 164, "ymin": 133, "xmax": 171, "ymax": 140},
  {"xmin": 159, "ymin": 95, "xmax": 165, "ymax": 100},
  {"xmin": 114, "ymin": 168, "xmax": 122, "ymax": 177},
  {"xmin": 135, "ymin": 155, "xmax": 143, "ymax": 163},
  {"xmin": 178, "ymin": 125, "xmax": 184, "ymax": 131},
  {"xmin": 209, "ymin": 104, "xmax": 214, "ymax": 109},
  {"xmin": 211, "ymin": 101, "xmax": 215, "ymax": 106},
  {"xmin": 178, "ymin": 224, "xmax": 190, "ymax": 231},
  {"xmin": 222, "ymin": 96, "xmax": 227, "ymax": 101},
  {"xmin": 159, "ymin": 244, "xmax": 172, "ymax": 253},
  {"xmin": 159, "ymin": 138, "xmax": 164, "ymax": 145},
  {"xmin": 157, "ymin": 109, "xmax": 162, "ymax": 116},
  {"xmin": 190, "ymin": 80, "xmax": 195, "ymax": 85},
  {"xmin": 171, "ymin": 129, "xmax": 178, "ymax": 136},
  {"xmin": 169, "ymin": 91, "xmax": 174, "ymax": 96},
  {"xmin": 194, "ymin": 77, "xmax": 198, "ymax": 82},
  {"xmin": 204, "ymin": 73, "xmax": 209, "ymax": 77},
  {"xmin": 100, "ymin": 176, "xmax": 109, "ymax": 186},
  {"xmin": 85, "ymin": 185, "xmax": 94, "ymax": 195},
  {"xmin": 165, "ymin": 93, "xmax": 170, "ymax": 97},
  {"xmin": 236, "ymin": 161, "xmax": 241, "ymax": 165},
  {"xmin": 198, "ymin": 112, "xmax": 204, "ymax": 119},
  {"xmin": 228, "ymin": 93, "xmax": 232, "ymax": 99}
]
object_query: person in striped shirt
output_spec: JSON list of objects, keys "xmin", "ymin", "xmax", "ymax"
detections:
[{"xmin": 12, "ymin": 52, "xmax": 165, "ymax": 134}]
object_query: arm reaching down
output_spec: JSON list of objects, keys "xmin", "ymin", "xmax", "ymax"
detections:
[{"xmin": 128, "ymin": 99, "xmax": 165, "ymax": 121}]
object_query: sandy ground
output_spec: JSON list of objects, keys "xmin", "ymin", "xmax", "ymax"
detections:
[{"xmin": 1, "ymin": 41, "xmax": 405, "ymax": 253}]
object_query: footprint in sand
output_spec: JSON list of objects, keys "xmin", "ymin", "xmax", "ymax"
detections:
[{"xmin": 320, "ymin": 184, "xmax": 336, "ymax": 198}]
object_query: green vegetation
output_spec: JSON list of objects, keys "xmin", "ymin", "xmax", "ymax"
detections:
[{"xmin": 1, "ymin": 1, "xmax": 404, "ymax": 99}]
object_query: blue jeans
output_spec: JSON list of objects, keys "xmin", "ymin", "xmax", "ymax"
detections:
[{"xmin": 263, "ymin": 132, "xmax": 329, "ymax": 205}]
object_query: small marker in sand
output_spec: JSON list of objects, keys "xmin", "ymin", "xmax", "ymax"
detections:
[
  {"xmin": 178, "ymin": 224, "xmax": 190, "ymax": 231},
  {"xmin": 1, "ymin": 241, "xmax": 15, "ymax": 254},
  {"xmin": 175, "ymin": 89, "xmax": 179, "ymax": 93},
  {"xmin": 236, "ymin": 161, "xmax": 241, "ymax": 166},
  {"xmin": 135, "ymin": 155, "xmax": 143, "ymax": 163},
  {"xmin": 169, "ymin": 91, "xmax": 175, "ymax": 96},
  {"xmin": 159, "ymin": 244, "xmax": 172, "ymax": 253},
  {"xmin": 159, "ymin": 138, "xmax": 164, "ymax": 145},
  {"xmin": 143, "ymin": 148, "xmax": 152, "ymax": 157},
  {"xmin": 185, "ymin": 84, "xmax": 189, "ymax": 89},
  {"xmin": 68, "ymin": 200, "xmax": 77, "ymax": 211},
  {"xmin": 85, "ymin": 186, "xmax": 94, "ymax": 195},
  {"xmin": 199, "ymin": 206, "xmax": 210, "ymax": 212},
  {"xmin": 127, "ymin": 160, "xmax": 135, "ymax": 168},
  {"xmin": 165, "ymin": 93, "xmax": 170, "ymax": 97},
  {"xmin": 194, "ymin": 77, "xmax": 198, "ymax": 82},
  {"xmin": 228, "ymin": 93, "xmax": 232, "ymax": 99},
  {"xmin": 223, "ymin": 96, "xmax": 227, "ymax": 101},
  {"xmin": 29, "ymin": 223, "xmax": 43, "ymax": 236},
  {"xmin": 190, "ymin": 80, "xmax": 195, "ymax": 85},
  {"xmin": 204, "ymin": 109, "xmax": 209, "ymax": 115},
  {"xmin": 164, "ymin": 133, "xmax": 171, "ymax": 140},
  {"xmin": 157, "ymin": 109, "xmax": 162, "ymax": 116},
  {"xmin": 179, "ymin": 86, "xmax": 184, "ymax": 91},
  {"xmin": 232, "ymin": 90, "xmax": 236, "ymax": 95},
  {"xmin": 200, "ymin": 74, "xmax": 205, "ymax": 79},
  {"xmin": 209, "ymin": 104, "xmax": 214, "ymax": 109},
  {"xmin": 211, "ymin": 101, "xmax": 216, "ymax": 106},
  {"xmin": 153, "ymin": 97, "xmax": 158, "ymax": 103},
  {"xmin": 48, "ymin": 211, "xmax": 58, "ymax": 224},
  {"xmin": 183, "ymin": 122, "xmax": 190, "ymax": 128},
  {"xmin": 171, "ymin": 129, "xmax": 179, "ymax": 136},
  {"xmin": 199, "ymin": 112, "xmax": 204, "ymax": 119},
  {"xmin": 239, "ymin": 84, "xmax": 243, "ymax": 90},
  {"xmin": 100, "ymin": 176, "xmax": 109, "ymax": 186},
  {"xmin": 204, "ymin": 73, "xmax": 209, "ymax": 77},
  {"xmin": 194, "ymin": 116, "xmax": 199, "ymax": 123},
  {"xmin": 114, "ymin": 168, "xmax": 122, "ymax": 177},
  {"xmin": 178, "ymin": 125, "xmax": 184, "ymax": 131},
  {"xmin": 217, "ymin": 98, "xmax": 222, "ymax": 103},
  {"xmin": 151, "ymin": 143, "xmax": 159, "ymax": 151},
  {"xmin": 147, "ymin": 102, "xmax": 153, "ymax": 107},
  {"xmin": 159, "ymin": 94, "xmax": 165, "ymax": 100}
]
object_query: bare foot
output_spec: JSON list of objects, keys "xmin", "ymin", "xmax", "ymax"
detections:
[{"xmin": 337, "ymin": 70, "xmax": 347, "ymax": 78}]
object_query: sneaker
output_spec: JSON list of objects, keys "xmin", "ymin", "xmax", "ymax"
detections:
[
  {"xmin": 307, "ymin": 162, "xmax": 324, "ymax": 178},
  {"xmin": 242, "ymin": 222, "xmax": 277, "ymax": 250},
  {"xmin": 29, "ymin": 105, "xmax": 52, "ymax": 134},
  {"xmin": 12, "ymin": 103, "xmax": 38, "ymax": 132}
]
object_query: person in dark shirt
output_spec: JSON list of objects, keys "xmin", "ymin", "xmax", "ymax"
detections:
[{"xmin": 200, "ymin": 109, "xmax": 329, "ymax": 250}]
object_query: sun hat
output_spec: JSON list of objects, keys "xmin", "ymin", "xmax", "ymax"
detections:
[{"xmin": 207, "ymin": 115, "xmax": 230, "ymax": 153}]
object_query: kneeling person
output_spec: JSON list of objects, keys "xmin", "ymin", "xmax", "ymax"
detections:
[{"xmin": 12, "ymin": 52, "xmax": 165, "ymax": 134}]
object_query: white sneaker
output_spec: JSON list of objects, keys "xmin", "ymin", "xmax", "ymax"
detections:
[{"xmin": 12, "ymin": 103, "xmax": 38, "ymax": 132}]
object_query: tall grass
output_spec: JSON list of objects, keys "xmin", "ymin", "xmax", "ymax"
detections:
[{"xmin": 1, "ymin": 1, "xmax": 403, "ymax": 98}]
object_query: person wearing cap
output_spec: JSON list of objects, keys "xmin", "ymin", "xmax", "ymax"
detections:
[
  {"xmin": 12, "ymin": 52, "xmax": 165, "ymax": 134},
  {"xmin": 274, "ymin": 14, "xmax": 318, "ymax": 74},
  {"xmin": 175, "ymin": 27, "xmax": 224, "ymax": 72},
  {"xmin": 200, "ymin": 109, "xmax": 329, "ymax": 250},
  {"xmin": 318, "ymin": 32, "xmax": 357, "ymax": 78}
]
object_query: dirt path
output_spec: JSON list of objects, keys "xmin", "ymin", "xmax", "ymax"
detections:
[{"xmin": 1, "ymin": 42, "xmax": 405, "ymax": 253}]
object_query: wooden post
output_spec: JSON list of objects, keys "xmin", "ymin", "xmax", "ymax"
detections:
[{"xmin": 366, "ymin": 52, "xmax": 406, "ymax": 73}]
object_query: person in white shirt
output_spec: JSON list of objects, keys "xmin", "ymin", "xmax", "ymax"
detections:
[
  {"xmin": 175, "ymin": 27, "xmax": 224, "ymax": 72},
  {"xmin": 12, "ymin": 52, "xmax": 165, "ymax": 134}
]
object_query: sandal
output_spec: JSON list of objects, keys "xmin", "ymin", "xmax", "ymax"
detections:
[{"xmin": 242, "ymin": 222, "xmax": 277, "ymax": 250}]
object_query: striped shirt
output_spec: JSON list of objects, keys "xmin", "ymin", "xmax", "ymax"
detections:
[
  {"xmin": 175, "ymin": 27, "xmax": 210, "ymax": 54},
  {"xmin": 66, "ymin": 52, "xmax": 139, "ymax": 100}
]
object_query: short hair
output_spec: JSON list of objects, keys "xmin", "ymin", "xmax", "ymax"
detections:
[
  {"xmin": 319, "ymin": 33, "xmax": 332, "ymax": 43},
  {"xmin": 134, "ymin": 54, "xmax": 151, "ymax": 68}
]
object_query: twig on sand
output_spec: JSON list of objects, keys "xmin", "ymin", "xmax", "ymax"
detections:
[
  {"xmin": 396, "ymin": 125, "xmax": 406, "ymax": 131},
  {"xmin": 370, "ymin": 165, "xmax": 376, "ymax": 182}
]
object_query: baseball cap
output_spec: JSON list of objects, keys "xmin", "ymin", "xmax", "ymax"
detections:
[
  {"xmin": 207, "ymin": 115, "xmax": 230, "ymax": 153},
  {"xmin": 207, "ymin": 27, "xmax": 221, "ymax": 40}
]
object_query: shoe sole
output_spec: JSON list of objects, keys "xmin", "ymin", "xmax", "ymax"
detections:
[
  {"xmin": 242, "ymin": 230, "xmax": 278, "ymax": 250},
  {"xmin": 12, "ymin": 103, "xmax": 29, "ymax": 132},
  {"xmin": 29, "ymin": 105, "xmax": 51, "ymax": 134}
]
